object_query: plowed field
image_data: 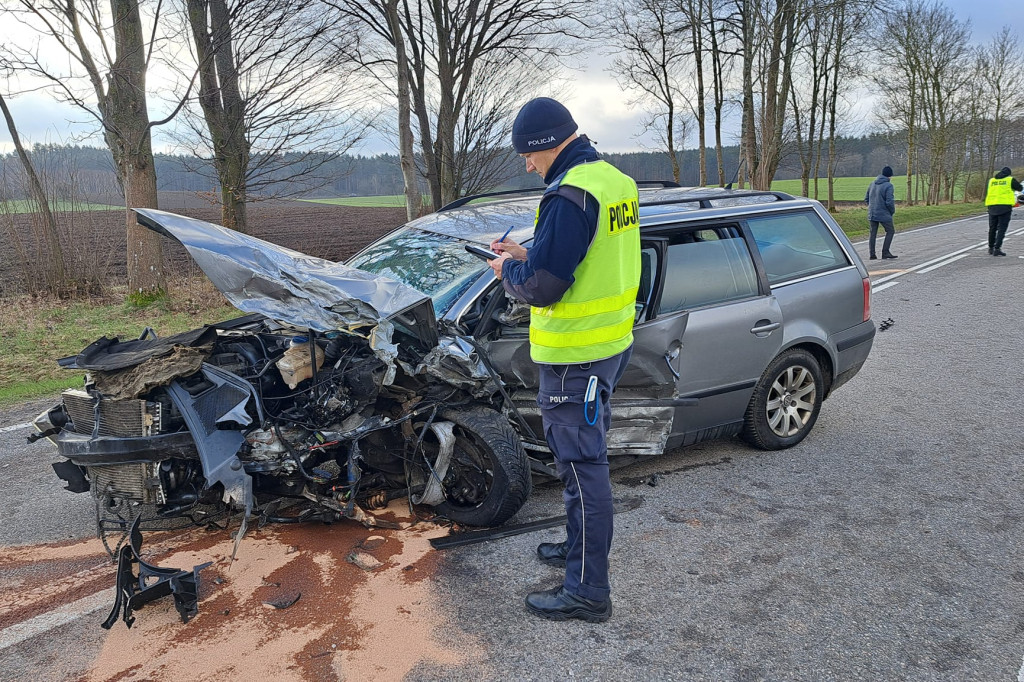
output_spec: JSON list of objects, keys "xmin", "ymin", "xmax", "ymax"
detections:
[{"xmin": 0, "ymin": 193, "xmax": 409, "ymax": 292}]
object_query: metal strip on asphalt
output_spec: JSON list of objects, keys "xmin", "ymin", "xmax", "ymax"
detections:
[
  {"xmin": 0, "ymin": 422, "xmax": 31, "ymax": 434},
  {"xmin": 0, "ymin": 588, "xmax": 114, "ymax": 651}
]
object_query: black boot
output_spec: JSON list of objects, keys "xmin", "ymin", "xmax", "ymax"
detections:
[
  {"xmin": 525, "ymin": 586, "xmax": 612, "ymax": 623},
  {"xmin": 537, "ymin": 541, "xmax": 569, "ymax": 567},
  {"xmin": 989, "ymin": 246, "xmax": 994, "ymax": 255},
  {"xmin": 882, "ymin": 252, "xmax": 898, "ymax": 259},
  {"xmin": 994, "ymin": 249, "xmax": 1006, "ymax": 256},
  {"xmin": 869, "ymin": 253, "xmax": 877, "ymax": 260}
]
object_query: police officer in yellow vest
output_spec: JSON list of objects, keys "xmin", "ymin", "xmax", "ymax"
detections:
[
  {"xmin": 488, "ymin": 97, "xmax": 640, "ymax": 623},
  {"xmin": 985, "ymin": 166, "xmax": 1022, "ymax": 256}
]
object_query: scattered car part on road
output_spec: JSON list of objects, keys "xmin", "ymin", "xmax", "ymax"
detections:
[{"xmin": 101, "ymin": 517, "xmax": 211, "ymax": 629}]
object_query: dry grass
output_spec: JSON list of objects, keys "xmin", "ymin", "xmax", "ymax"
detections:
[{"xmin": 0, "ymin": 274, "xmax": 238, "ymax": 406}]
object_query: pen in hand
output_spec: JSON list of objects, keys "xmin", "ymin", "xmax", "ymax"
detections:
[{"xmin": 493, "ymin": 226, "xmax": 514, "ymax": 253}]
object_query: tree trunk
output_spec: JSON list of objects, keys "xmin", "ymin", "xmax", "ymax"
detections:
[
  {"xmin": 385, "ymin": 0, "xmax": 421, "ymax": 221},
  {"xmin": 688, "ymin": 0, "xmax": 707, "ymax": 186},
  {"xmin": 708, "ymin": 0, "xmax": 725, "ymax": 186},
  {"xmin": 187, "ymin": 0, "xmax": 250, "ymax": 232},
  {"xmin": 107, "ymin": 0, "xmax": 164, "ymax": 296},
  {"xmin": 740, "ymin": 2, "xmax": 757, "ymax": 190}
]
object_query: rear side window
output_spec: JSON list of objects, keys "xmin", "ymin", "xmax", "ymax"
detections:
[
  {"xmin": 747, "ymin": 212, "xmax": 849, "ymax": 284},
  {"xmin": 657, "ymin": 232, "xmax": 760, "ymax": 314}
]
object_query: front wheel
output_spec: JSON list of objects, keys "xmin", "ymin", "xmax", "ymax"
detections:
[
  {"xmin": 741, "ymin": 349, "xmax": 824, "ymax": 450},
  {"xmin": 431, "ymin": 407, "xmax": 531, "ymax": 526}
]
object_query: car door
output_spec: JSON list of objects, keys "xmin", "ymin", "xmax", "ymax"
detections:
[
  {"xmin": 648, "ymin": 224, "xmax": 784, "ymax": 447},
  {"xmin": 472, "ymin": 238, "xmax": 687, "ymax": 456}
]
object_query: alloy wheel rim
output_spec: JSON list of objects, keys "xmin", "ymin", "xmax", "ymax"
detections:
[{"xmin": 765, "ymin": 365, "xmax": 816, "ymax": 437}]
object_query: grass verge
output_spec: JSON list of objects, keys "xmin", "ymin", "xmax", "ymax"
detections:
[
  {"xmin": 771, "ymin": 175, "xmax": 968, "ymax": 202},
  {"xmin": 829, "ymin": 202, "xmax": 983, "ymax": 239},
  {"xmin": 0, "ymin": 280, "xmax": 237, "ymax": 407}
]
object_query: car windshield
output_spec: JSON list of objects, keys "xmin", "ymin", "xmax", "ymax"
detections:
[{"xmin": 347, "ymin": 228, "xmax": 486, "ymax": 315}]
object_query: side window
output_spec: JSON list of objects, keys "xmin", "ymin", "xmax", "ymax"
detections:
[
  {"xmin": 656, "ymin": 228, "xmax": 760, "ymax": 315},
  {"xmin": 747, "ymin": 211, "xmax": 850, "ymax": 284}
]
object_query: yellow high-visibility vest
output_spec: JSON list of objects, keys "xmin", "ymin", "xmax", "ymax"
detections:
[
  {"xmin": 529, "ymin": 161, "xmax": 641, "ymax": 364},
  {"xmin": 985, "ymin": 176, "xmax": 1016, "ymax": 206}
]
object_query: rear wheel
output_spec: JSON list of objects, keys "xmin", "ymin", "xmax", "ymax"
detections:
[
  {"xmin": 431, "ymin": 407, "xmax": 531, "ymax": 526},
  {"xmin": 742, "ymin": 349, "xmax": 823, "ymax": 450}
]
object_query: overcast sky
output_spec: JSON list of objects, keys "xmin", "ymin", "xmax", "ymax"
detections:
[{"xmin": 0, "ymin": 0, "xmax": 1013, "ymax": 156}]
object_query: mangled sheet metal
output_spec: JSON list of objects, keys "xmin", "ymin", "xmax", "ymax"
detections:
[{"xmin": 133, "ymin": 209, "xmax": 438, "ymax": 347}]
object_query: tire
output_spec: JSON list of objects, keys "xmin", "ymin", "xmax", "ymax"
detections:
[
  {"xmin": 431, "ymin": 407, "xmax": 531, "ymax": 526},
  {"xmin": 741, "ymin": 348, "xmax": 824, "ymax": 451}
]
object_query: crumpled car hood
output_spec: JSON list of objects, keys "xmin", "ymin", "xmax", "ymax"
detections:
[{"xmin": 134, "ymin": 209, "xmax": 438, "ymax": 347}]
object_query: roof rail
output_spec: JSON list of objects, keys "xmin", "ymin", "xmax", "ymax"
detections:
[
  {"xmin": 640, "ymin": 189, "xmax": 796, "ymax": 209},
  {"xmin": 438, "ymin": 187, "xmax": 545, "ymax": 212},
  {"xmin": 636, "ymin": 180, "xmax": 682, "ymax": 189}
]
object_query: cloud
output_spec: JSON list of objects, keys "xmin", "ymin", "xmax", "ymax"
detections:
[{"xmin": 0, "ymin": 93, "xmax": 102, "ymax": 151}]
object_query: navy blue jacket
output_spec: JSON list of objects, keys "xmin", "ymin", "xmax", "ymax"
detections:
[
  {"xmin": 501, "ymin": 137, "xmax": 601, "ymax": 307},
  {"xmin": 865, "ymin": 175, "xmax": 896, "ymax": 222}
]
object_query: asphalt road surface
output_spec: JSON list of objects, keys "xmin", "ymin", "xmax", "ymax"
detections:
[{"xmin": 1, "ymin": 211, "xmax": 1021, "ymax": 681}]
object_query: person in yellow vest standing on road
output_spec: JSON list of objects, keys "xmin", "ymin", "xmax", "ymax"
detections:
[
  {"xmin": 488, "ymin": 97, "xmax": 640, "ymax": 623},
  {"xmin": 985, "ymin": 166, "xmax": 1022, "ymax": 256}
]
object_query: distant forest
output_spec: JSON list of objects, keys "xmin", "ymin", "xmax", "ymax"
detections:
[{"xmin": 2, "ymin": 133, "xmax": 1015, "ymax": 202}]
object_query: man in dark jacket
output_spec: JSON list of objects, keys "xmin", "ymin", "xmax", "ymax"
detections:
[
  {"xmin": 865, "ymin": 166, "xmax": 897, "ymax": 259},
  {"xmin": 984, "ymin": 166, "xmax": 1022, "ymax": 256}
]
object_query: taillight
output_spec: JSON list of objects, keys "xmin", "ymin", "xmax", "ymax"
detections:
[{"xmin": 862, "ymin": 277, "xmax": 871, "ymax": 322}]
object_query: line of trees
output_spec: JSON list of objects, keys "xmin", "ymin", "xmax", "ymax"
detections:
[
  {"xmin": 7, "ymin": 130, "xmax": 1024, "ymax": 201},
  {"xmin": 1, "ymin": 0, "xmax": 1023, "ymax": 300},
  {"xmin": 607, "ymin": 0, "xmax": 1024, "ymax": 210}
]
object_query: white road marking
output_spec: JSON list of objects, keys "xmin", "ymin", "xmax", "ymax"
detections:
[
  {"xmin": 872, "ymin": 281, "xmax": 900, "ymax": 293},
  {"xmin": 1019, "ymin": 653, "xmax": 1024, "ymax": 682},
  {"xmin": 872, "ymin": 240, "xmax": 989, "ymax": 287},
  {"xmin": 0, "ymin": 422, "xmax": 31, "ymax": 434},
  {"xmin": 917, "ymin": 253, "xmax": 971, "ymax": 274},
  {"xmin": 0, "ymin": 588, "xmax": 114, "ymax": 651}
]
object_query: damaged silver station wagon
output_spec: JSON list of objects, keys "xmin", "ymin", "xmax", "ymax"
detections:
[{"xmin": 34, "ymin": 186, "xmax": 875, "ymax": 544}]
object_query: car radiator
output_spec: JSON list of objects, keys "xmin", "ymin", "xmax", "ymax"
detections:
[
  {"xmin": 61, "ymin": 389, "xmax": 161, "ymax": 437},
  {"xmin": 87, "ymin": 462, "xmax": 166, "ymax": 504},
  {"xmin": 61, "ymin": 390, "xmax": 167, "ymax": 504}
]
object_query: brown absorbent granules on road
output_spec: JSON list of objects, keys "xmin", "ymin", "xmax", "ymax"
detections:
[{"xmin": 68, "ymin": 501, "xmax": 480, "ymax": 681}]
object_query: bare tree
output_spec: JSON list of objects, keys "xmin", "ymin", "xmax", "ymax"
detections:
[
  {"xmin": 726, "ymin": 0, "xmax": 803, "ymax": 190},
  {"xmin": 914, "ymin": 4, "xmax": 970, "ymax": 204},
  {"xmin": 705, "ymin": 0, "xmax": 734, "ymax": 186},
  {"xmin": 330, "ymin": 0, "xmax": 587, "ymax": 209},
  {"xmin": 821, "ymin": 0, "xmax": 872, "ymax": 209},
  {"xmin": 875, "ymin": 0, "xmax": 924, "ymax": 205},
  {"xmin": 675, "ymin": 0, "xmax": 712, "ymax": 185},
  {"xmin": 181, "ymin": 0, "xmax": 366, "ymax": 232},
  {"xmin": 384, "ymin": 0, "xmax": 421, "ymax": 220},
  {"xmin": 607, "ymin": 0, "xmax": 689, "ymax": 182},
  {"xmin": 976, "ymin": 28, "xmax": 1024, "ymax": 180},
  {"xmin": 1, "ymin": 0, "xmax": 182, "ymax": 298},
  {"xmin": 0, "ymin": 91, "xmax": 65, "ymax": 286}
]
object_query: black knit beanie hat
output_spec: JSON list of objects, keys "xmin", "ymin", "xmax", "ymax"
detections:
[
  {"xmin": 1001, "ymin": 166, "xmax": 1012, "ymax": 175},
  {"xmin": 882, "ymin": 166, "xmax": 893, "ymax": 177},
  {"xmin": 512, "ymin": 98, "xmax": 578, "ymax": 154}
]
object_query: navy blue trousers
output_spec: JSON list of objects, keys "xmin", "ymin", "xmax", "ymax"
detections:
[{"xmin": 536, "ymin": 347, "xmax": 631, "ymax": 601}]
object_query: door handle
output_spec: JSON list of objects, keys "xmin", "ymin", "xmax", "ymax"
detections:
[{"xmin": 750, "ymin": 320, "xmax": 780, "ymax": 335}]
